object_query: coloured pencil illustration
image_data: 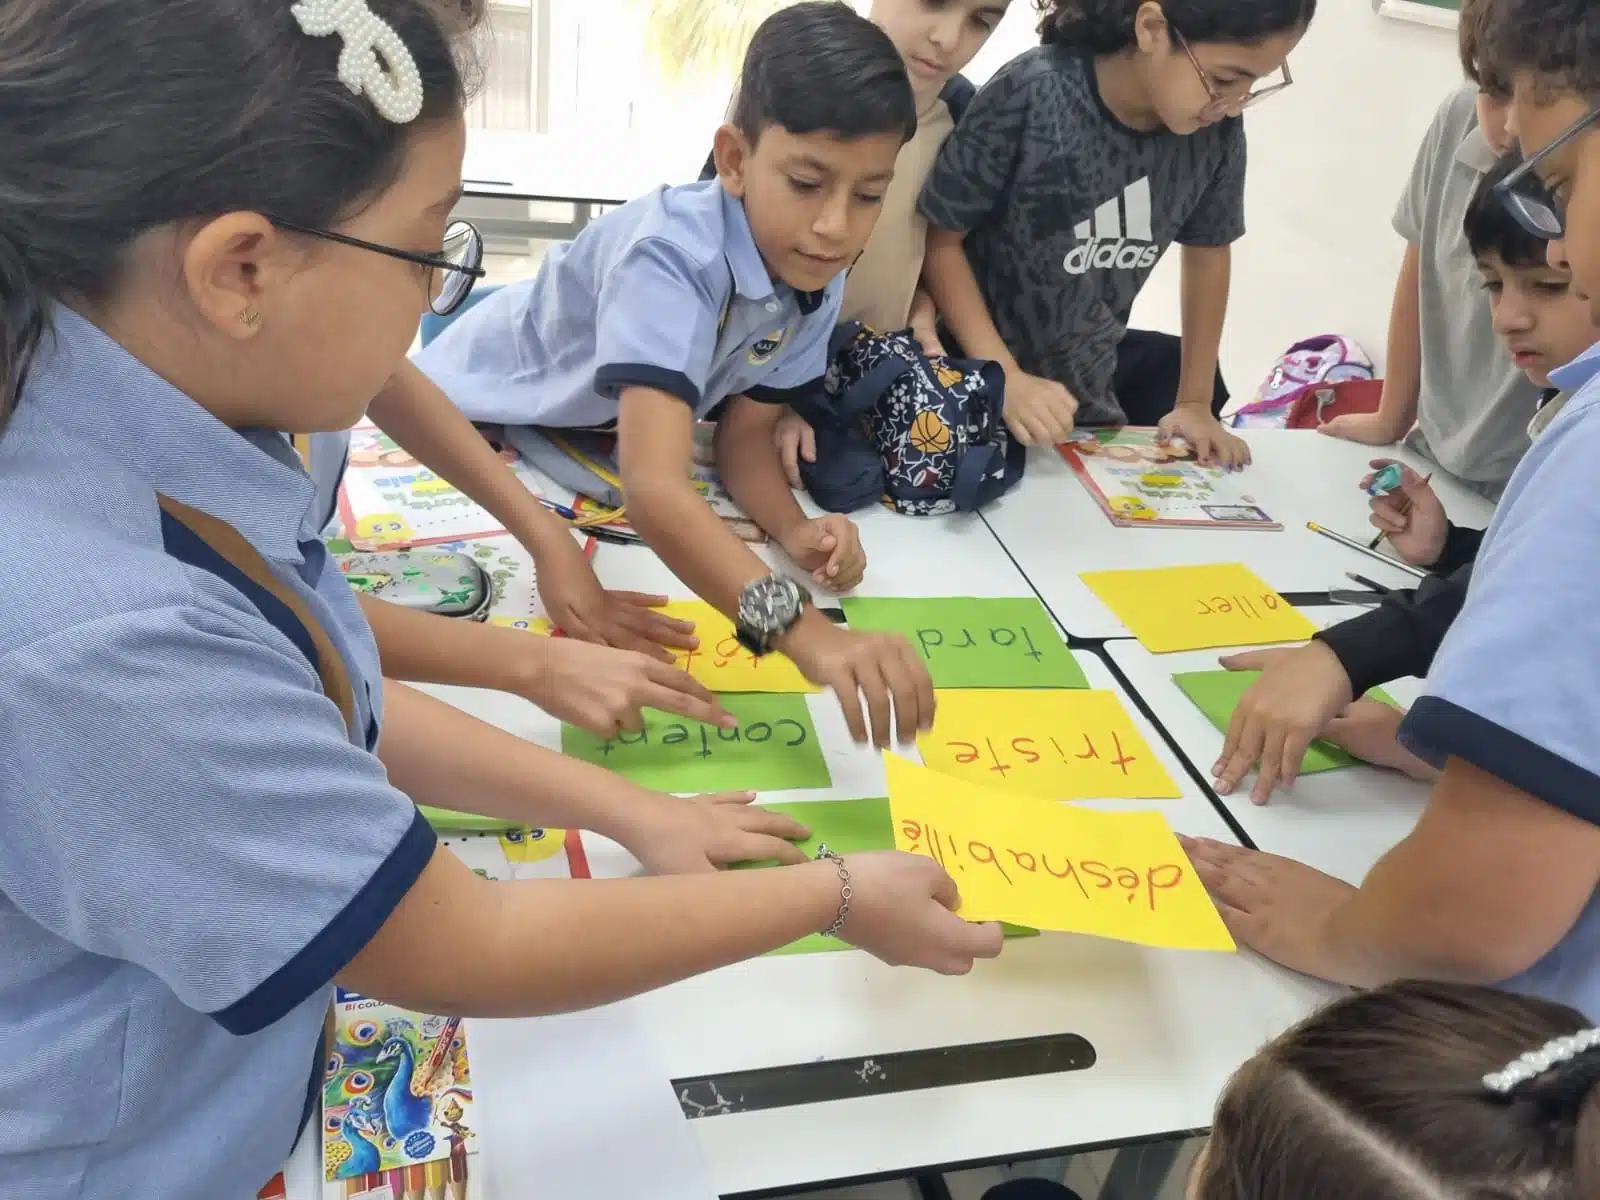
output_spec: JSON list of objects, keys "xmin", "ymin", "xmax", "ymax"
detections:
[
  {"xmin": 1061, "ymin": 428, "xmax": 1281, "ymax": 530},
  {"xmin": 322, "ymin": 990, "xmax": 479, "ymax": 1194}
]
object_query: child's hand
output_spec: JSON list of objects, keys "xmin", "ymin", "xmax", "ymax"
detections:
[
  {"xmin": 625, "ymin": 791, "xmax": 812, "ymax": 875},
  {"xmin": 537, "ymin": 534, "xmax": 698, "ymax": 661},
  {"xmin": 774, "ymin": 409, "xmax": 817, "ymax": 489},
  {"xmin": 1322, "ymin": 698, "xmax": 1438, "ymax": 783},
  {"xmin": 1363, "ymin": 459, "xmax": 1447, "ymax": 567},
  {"xmin": 786, "ymin": 621, "xmax": 934, "ymax": 747},
  {"xmin": 516, "ymin": 636, "xmax": 732, "ymax": 738},
  {"xmin": 1318, "ymin": 411, "xmax": 1405, "ymax": 446},
  {"xmin": 1212, "ymin": 642, "xmax": 1354, "ymax": 804},
  {"xmin": 1004, "ymin": 371, "xmax": 1078, "ymax": 446},
  {"xmin": 835, "ymin": 850, "xmax": 1006, "ymax": 975},
  {"xmin": 1157, "ymin": 407, "xmax": 1251, "ymax": 469},
  {"xmin": 781, "ymin": 514, "xmax": 866, "ymax": 591},
  {"xmin": 911, "ymin": 322, "xmax": 947, "ymax": 358}
]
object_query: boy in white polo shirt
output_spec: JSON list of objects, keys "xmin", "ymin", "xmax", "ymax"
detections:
[
  {"xmin": 417, "ymin": 2, "xmax": 936, "ymax": 746},
  {"xmin": 1319, "ymin": 0, "xmax": 1540, "ymax": 497}
]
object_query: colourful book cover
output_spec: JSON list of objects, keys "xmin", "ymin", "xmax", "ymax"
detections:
[
  {"xmin": 322, "ymin": 991, "xmax": 481, "ymax": 1199},
  {"xmin": 1059, "ymin": 428, "xmax": 1281, "ymax": 531}
]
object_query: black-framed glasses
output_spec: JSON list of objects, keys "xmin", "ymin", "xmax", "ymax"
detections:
[
  {"xmin": 267, "ymin": 217, "xmax": 487, "ymax": 315},
  {"xmin": 1495, "ymin": 107, "xmax": 1600, "ymax": 240},
  {"xmin": 1172, "ymin": 28, "xmax": 1293, "ymax": 120}
]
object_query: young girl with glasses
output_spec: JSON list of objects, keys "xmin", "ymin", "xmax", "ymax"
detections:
[
  {"xmin": 918, "ymin": 0, "xmax": 1311, "ymax": 466},
  {"xmin": 0, "ymin": 3, "xmax": 1001, "ymax": 1195}
]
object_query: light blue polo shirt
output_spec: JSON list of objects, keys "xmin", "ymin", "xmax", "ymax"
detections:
[
  {"xmin": 413, "ymin": 179, "xmax": 842, "ymax": 426},
  {"xmin": 0, "ymin": 308, "xmax": 437, "ymax": 1199},
  {"xmin": 1400, "ymin": 340, "xmax": 1600, "ymax": 1019}
]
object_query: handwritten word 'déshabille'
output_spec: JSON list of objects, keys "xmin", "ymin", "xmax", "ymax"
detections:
[
  {"xmin": 916, "ymin": 624, "xmax": 1045, "ymax": 663},
  {"xmin": 596, "ymin": 719, "xmax": 809, "ymax": 760},
  {"xmin": 1194, "ymin": 593, "xmax": 1282, "ymax": 618},
  {"xmin": 947, "ymin": 733, "xmax": 1139, "ymax": 778},
  {"xmin": 900, "ymin": 819, "xmax": 1184, "ymax": 912}
]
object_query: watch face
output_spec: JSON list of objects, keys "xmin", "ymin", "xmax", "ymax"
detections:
[{"xmin": 739, "ymin": 575, "xmax": 801, "ymax": 636}]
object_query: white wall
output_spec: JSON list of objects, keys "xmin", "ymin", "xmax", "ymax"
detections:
[{"xmin": 962, "ymin": 1, "xmax": 1465, "ymax": 397}]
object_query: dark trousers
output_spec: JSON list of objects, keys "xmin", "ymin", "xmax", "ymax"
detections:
[{"xmin": 1114, "ymin": 328, "xmax": 1229, "ymax": 425}]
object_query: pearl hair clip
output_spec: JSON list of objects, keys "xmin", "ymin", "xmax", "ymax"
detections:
[
  {"xmin": 1483, "ymin": 1027, "xmax": 1600, "ymax": 1095},
  {"xmin": 291, "ymin": 0, "xmax": 425, "ymax": 125}
]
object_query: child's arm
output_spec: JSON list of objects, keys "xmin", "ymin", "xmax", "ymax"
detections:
[
  {"xmin": 917, "ymin": 63, "xmax": 1077, "ymax": 446},
  {"xmin": 1158, "ymin": 244, "xmax": 1250, "ymax": 469},
  {"xmin": 715, "ymin": 395, "xmax": 864, "ymax": 591},
  {"xmin": 355, "ymin": 592, "xmax": 729, "ymax": 736},
  {"xmin": 618, "ymin": 388, "xmax": 930, "ymax": 746},
  {"xmin": 1322, "ymin": 244, "xmax": 1422, "ymax": 445},
  {"xmin": 359, "ymin": 683, "xmax": 1002, "ymax": 1011},
  {"xmin": 369, "ymin": 363, "xmax": 695, "ymax": 659},
  {"xmin": 907, "ymin": 285, "xmax": 945, "ymax": 357},
  {"xmin": 922, "ymin": 228, "xmax": 1077, "ymax": 446}
]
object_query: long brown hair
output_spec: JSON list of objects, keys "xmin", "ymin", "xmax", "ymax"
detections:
[{"xmin": 1196, "ymin": 981, "xmax": 1600, "ymax": 1199}]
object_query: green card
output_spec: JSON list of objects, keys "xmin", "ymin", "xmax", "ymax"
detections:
[
  {"xmin": 735, "ymin": 797, "xmax": 1036, "ymax": 955},
  {"xmin": 417, "ymin": 805, "xmax": 522, "ymax": 833},
  {"xmin": 840, "ymin": 597, "xmax": 1088, "ymax": 689},
  {"xmin": 561, "ymin": 693, "xmax": 831, "ymax": 793},
  {"xmin": 1171, "ymin": 670, "xmax": 1397, "ymax": 775}
]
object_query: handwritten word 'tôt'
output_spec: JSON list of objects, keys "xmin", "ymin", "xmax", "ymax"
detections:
[
  {"xmin": 678, "ymin": 636, "xmax": 775, "ymax": 674},
  {"xmin": 1194, "ymin": 594, "xmax": 1282, "ymax": 618},
  {"xmin": 947, "ymin": 733, "xmax": 1138, "ymax": 778},
  {"xmin": 901, "ymin": 819, "xmax": 1184, "ymax": 912},
  {"xmin": 914, "ymin": 625, "xmax": 1046, "ymax": 662},
  {"xmin": 598, "ymin": 719, "xmax": 809, "ymax": 760}
]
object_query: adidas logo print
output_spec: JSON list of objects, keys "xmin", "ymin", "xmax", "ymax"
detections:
[{"xmin": 1064, "ymin": 176, "xmax": 1160, "ymax": 275}]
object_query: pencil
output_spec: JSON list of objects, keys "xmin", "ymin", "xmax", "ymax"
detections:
[
  {"xmin": 1345, "ymin": 571, "xmax": 1392, "ymax": 595},
  {"xmin": 424, "ymin": 1159, "xmax": 448, "ymax": 1200},
  {"xmin": 448, "ymin": 1146, "xmax": 469, "ymax": 1200},
  {"xmin": 403, "ymin": 1163, "xmax": 429, "ymax": 1200},
  {"xmin": 1305, "ymin": 521, "xmax": 1429, "ymax": 580}
]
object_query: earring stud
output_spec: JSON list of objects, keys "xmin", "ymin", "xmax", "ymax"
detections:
[{"xmin": 238, "ymin": 309, "xmax": 262, "ymax": 329}]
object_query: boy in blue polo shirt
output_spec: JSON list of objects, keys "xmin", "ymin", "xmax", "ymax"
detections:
[
  {"xmin": 1180, "ymin": 0, "xmax": 1600, "ymax": 1021},
  {"xmin": 418, "ymin": 1, "xmax": 936, "ymax": 745}
]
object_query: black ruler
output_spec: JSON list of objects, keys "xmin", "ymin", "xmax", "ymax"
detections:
[{"xmin": 673, "ymin": 1032, "xmax": 1096, "ymax": 1118}]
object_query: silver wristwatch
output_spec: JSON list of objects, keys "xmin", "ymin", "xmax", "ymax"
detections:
[{"xmin": 734, "ymin": 573, "xmax": 808, "ymax": 655}]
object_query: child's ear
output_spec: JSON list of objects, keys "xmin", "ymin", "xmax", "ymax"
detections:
[
  {"xmin": 1132, "ymin": 0, "xmax": 1169, "ymax": 55},
  {"xmin": 180, "ymin": 212, "xmax": 292, "ymax": 339},
  {"xmin": 712, "ymin": 123, "xmax": 754, "ymax": 198}
]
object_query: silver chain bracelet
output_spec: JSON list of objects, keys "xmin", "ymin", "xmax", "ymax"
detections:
[{"xmin": 816, "ymin": 842, "xmax": 852, "ymax": 937}]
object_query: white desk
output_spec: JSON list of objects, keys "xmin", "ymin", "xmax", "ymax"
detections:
[
  {"xmin": 284, "ymin": 507, "xmax": 1338, "ymax": 1198},
  {"xmin": 983, "ymin": 429, "xmax": 1498, "ymax": 639},
  {"xmin": 1104, "ymin": 616, "xmax": 1432, "ymax": 888}
]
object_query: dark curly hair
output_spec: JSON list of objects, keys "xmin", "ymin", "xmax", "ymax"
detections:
[
  {"xmin": 1035, "ymin": 0, "xmax": 1315, "ymax": 52},
  {"xmin": 1481, "ymin": 0, "xmax": 1600, "ymax": 101}
]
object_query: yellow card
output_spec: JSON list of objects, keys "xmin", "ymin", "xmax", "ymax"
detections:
[
  {"xmin": 653, "ymin": 601, "xmax": 817, "ymax": 693},
  {"xmin": 919, "ymin": 689, "xmax": 1180, "ymax": 800},
  {"xmin": 490, "ymin": 616, "xmax": 554, "ymax": 635},
  {"xmin": 1079, "ymin": 563, "xmax": 1317, "ymax": 653},
  {"xmin": 886, "ymin": 753, "xmax": 1233, "ymax": 951}
]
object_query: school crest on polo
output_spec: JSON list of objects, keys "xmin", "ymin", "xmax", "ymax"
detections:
[{"xmin": 747, "ymin": 326, "xmax": 789, "ymax": 365}]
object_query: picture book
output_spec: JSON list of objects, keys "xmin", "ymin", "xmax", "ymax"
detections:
[
  {"xmin": 322, "ymin": 990, "xmax": 481, "ymax": 1199},
  {"xmin": 337, "ymin": 422, "xmax": 547, "ymax": 550},
  {"xmin": 1060, "ymin": 428, "xmax": 1281, "ymax": 531}
]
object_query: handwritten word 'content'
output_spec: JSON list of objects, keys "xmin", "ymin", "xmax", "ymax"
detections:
[
  {"xmin": 901, "ymin": 819, "xmax": 1184, "ymax": 912},
  {"xmin": 596, "ymin": 718, "xmax": 808, "ymax": 759}
]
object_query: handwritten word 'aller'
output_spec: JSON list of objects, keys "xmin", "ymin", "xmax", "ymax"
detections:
[{"xmin": 1194, "ymin": 594, "xmax": 1281, "ymax": 618}]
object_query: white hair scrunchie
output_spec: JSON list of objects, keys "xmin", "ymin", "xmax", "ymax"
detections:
[{"xmin": 291, "ymin": 0, "xmax": 425, "ymax": 125}]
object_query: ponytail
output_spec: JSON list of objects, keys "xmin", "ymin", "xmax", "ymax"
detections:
[
  {"xmin": 0, "ymin": 233, "xmax": 43, "ymax": 434},
  {"xmin": 1035, "ymin": 1, "xmax": 1135, "ymax": 51},
  {"xmin": 1034, "ymin": 0, "xmax": 1316, "ymax": 52},
  {"xmin": 1576, "ymin": 1083, "xmax": 1600, "ymax": 1198}
]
